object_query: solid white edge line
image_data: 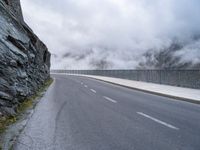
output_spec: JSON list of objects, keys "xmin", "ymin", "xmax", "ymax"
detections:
[
  {"xmin": 90, "ymin": 89, "xmax": 97, "ymax": 93},
  {"xmin": 103, "ymin": 96, "xmax": 117, "ymax": 103},
  {"xmin": 137, "ymin": 112, "xmax": 179, "ymax": 130}
]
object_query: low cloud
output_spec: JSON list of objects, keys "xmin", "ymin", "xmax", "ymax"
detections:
[{"xmin": 21, "ymin": 0, "xmax": 200, "ymax": 69}]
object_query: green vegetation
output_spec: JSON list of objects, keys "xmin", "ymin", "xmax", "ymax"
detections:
[
  {"xmin": 0, "ymin": 78, "xmax": 53, "ymax": 137},
  {"xmin": 0, "ymin": 116, "xmax": 17, "ymax": 135}
]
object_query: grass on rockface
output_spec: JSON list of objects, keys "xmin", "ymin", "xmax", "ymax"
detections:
[
  {"xmin": 0, "ymin": 116, "xmax": 17, "ymax": 135},
  {"xmin": 0, "ymin": 78, "xmax": 53, "ymax": 135}
]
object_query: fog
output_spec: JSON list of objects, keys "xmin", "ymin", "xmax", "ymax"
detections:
[{"xmin": 21, "ymin": 0, "xmax": 200, "ymax": 69}]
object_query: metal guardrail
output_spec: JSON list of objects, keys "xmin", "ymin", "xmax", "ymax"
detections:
[{"xmin": 51, "ymin": 70, "xmax": 200, "ymax": 89}]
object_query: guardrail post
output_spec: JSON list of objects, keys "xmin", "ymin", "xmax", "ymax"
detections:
[{"xmin": 159, "ymin": 70, "xmax": 161, "ymax": 84}]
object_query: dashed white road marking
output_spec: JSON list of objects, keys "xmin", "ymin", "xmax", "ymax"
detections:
[
  {"xmin": 84, "ymin": 85, "xmax": 88, "ymax": 88},
  {"xmin": 81, "ymin": 82, "xmax": 83, "ymax": 85},
  {"xmin": 90, "ymin": 89, "xmax": 97, "ymax": 93},
  {"xmin": 103, "ymin": 96, "xmax": 117, "ymax": 103},
  {"xmin": 137, "ymin": 112, "xmax": 179, "ymax": 130}
]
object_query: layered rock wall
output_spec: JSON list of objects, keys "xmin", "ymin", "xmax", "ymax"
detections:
[{"xmin": 0, "ymin": 0, "xmax": 51, "ymax": 115}]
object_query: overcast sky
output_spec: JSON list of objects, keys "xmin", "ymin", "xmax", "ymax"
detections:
[{"xmin": 21, "ymin": 0, "xmax": 200, "ymax": 69}]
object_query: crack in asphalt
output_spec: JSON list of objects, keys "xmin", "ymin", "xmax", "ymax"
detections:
[{"xmin": 53, "ymin": 101, "xmax": 68, "ymax": 150}]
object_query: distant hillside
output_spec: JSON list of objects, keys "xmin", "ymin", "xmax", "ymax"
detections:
[{"xmin": 137, "ymin": 36, "xmax": 200, "ymax": 70}]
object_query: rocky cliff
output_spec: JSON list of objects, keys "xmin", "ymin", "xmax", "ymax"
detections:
[{"xmin": 0, "ymin": 0, "xmax": 51, "ymax": 115}]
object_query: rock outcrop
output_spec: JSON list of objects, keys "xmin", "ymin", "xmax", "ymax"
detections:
[{"xmin": 0, "ymin": 0, "xmax": 51, "ymax": 115}]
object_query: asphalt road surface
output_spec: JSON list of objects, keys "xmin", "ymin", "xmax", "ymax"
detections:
[{"xmin": 14, "ymin": 74, "xmax": 200, "ymax": 150}]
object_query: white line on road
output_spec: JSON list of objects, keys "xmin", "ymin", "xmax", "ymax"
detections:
[
  {"xmin": 137, "ymin": 112, "xmax": 179, "ymax": 130},
  {"xmin": 84, "ymin": 85, "xmax": 88, "ymax": 88},
  {"xmin": 103, "ymin": 96, "xmax": 117, "ymax": 103},
  {"xmin": 90, "ymin": 89, "xmax": 97, "ymax": 93}
]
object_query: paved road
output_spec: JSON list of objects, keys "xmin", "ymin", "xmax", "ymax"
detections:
[{"xmin": 14, "ymin": 74, "xmax": 200, "ymax": 150}]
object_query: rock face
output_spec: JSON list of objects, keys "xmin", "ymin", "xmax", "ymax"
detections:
[{"xmin": 0, "ymin": 0, "xmax": 51, "ymax": 115}]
